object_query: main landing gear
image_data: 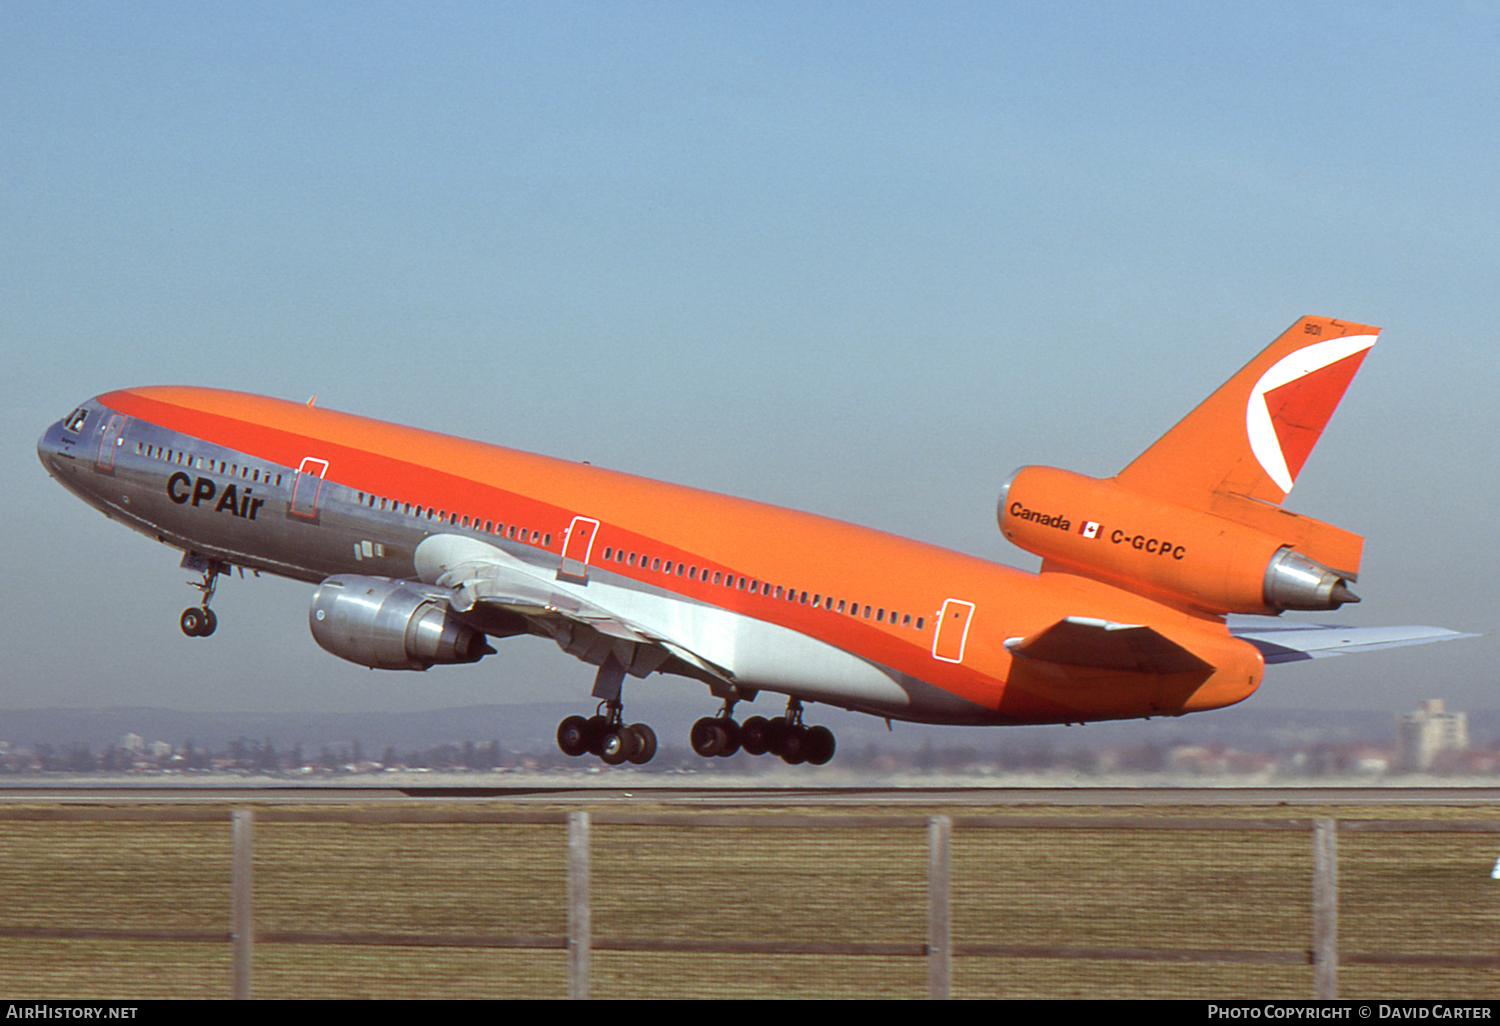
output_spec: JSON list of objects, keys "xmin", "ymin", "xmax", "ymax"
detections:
[
  {"xmin": 553, "ymin": 659, "xmax": 837, "ymax": 767},
  {"xmin": 556, "ymin": 701, "xmax": 658, "ymax": 766},
  {"xmin": 180, "ymin": 557, "xmax": 223, "ymax": 638},
  {"xmin": 692, "ymin": 698, "xmax": 836, "ymax": 766},
  {"xmin": 556, "ymin": 656, "xmax": 658, "ymax": 765}
]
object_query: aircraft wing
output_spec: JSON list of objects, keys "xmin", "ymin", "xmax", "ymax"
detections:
[
  {"xmin": 415, "ymin": 535, "xmax": 736, "ymax": 686},
  {"xmin": 1228, "ymin": 623, "xmax": 1478, "ymax": 664}
]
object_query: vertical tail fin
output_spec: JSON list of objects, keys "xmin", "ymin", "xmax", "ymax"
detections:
[{"xmin": 1115, "ymin": 316, "xmax": 1379, "ymax": 509}]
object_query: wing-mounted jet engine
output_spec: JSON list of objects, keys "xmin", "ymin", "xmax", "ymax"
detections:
[{"xmin": 309, "ymin": 575, "xmax": 494, "ymax": 670}]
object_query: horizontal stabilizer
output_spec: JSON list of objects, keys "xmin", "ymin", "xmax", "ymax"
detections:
[
  {"xmin": 1229, "ymin": 623, "xmax": 1477, "ymax": 664},
  {"xmin": 1006, "ymin": 617, "xmax": 1214, "ymax": 674}
]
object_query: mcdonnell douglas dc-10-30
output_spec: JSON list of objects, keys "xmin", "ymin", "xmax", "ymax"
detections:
[{"xmin": 37, "ymin": 316, "xmax": 1467, "ymax": 766}]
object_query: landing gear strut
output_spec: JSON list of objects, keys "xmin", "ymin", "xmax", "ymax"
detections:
[{"xmin": 180, "ymin": 557, "xmax": 223, "ymax": 638}]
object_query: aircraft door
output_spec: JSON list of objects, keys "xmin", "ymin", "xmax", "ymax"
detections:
[
  {"xmin": 932, "ymin": 598, "xmax": 975, "ymax": 664},
  {"xmin": 559, "ymin": 516, "xmax": 600, "ymax": 583},
  {"xmin": 94, "ymin": 415, "xmax": 126, "ymax": 472},
  {"xmin": 289, "ymin": 457, "xmax": 329, "ymax": 519}
]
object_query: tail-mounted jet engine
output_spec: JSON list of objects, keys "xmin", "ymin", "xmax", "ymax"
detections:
[
  {"xmin": 998, "ymin": 466, "xmax": 1361, "ymax": 615},
  {"xmin": 309, "ymin": 575, "xmax": 494, "ymax": 670}
]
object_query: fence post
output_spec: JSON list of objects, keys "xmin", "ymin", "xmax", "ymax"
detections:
[
  {"xmin": 1311, "ymin": 818, "xmax": 1338, "ymax": 999},
  {"xmin": 231, "ymin": 808, "xmax": 254, "ymax": 1000},
  {"xmin": 567, "ymin": 810, "xmax": 591, "ymax": 1000},
  {"xmin": 928, "ymin": 814, "xmax": 952, "ymax": 1000}
]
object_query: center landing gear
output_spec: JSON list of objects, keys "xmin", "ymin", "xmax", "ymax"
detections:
[
  {"xmin": 179, "ymin": 557, "xmax": 224, "ymax": 638},
  {"xmin": 693, "ymin": 698, "xmax": 836, "ymax": 765}
]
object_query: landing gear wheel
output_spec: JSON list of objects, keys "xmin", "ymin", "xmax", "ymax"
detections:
[
  {"xmin": 600, "ymin": 727, "xmax": 640, "ymax": 766},
  {"xmin": 199, "ymin": 608, "xmax": 217, "ymax": 637},
  {"xmin": 585, "ymin": 715, "xmax": 612, "ymax": 757},
  {"xmin": 764, "ymin": 717, "xmax": 790, "ymax": 755},
  {"xmin": 716, "ymin": 718, "xmax": 742, "ymax": 757},
  {"xmin": 626, "ymin": 723, "xmax": 657, "ymax": 764},
  {"xmin": 690, "ymin": 716, "xmax": 729, "ymax": 757},
  {"xmin": 557, "ymin": 715, "xmax": 592, "ymax": 757},
  {"xmin": 779, "ymin": 725, "xmax": 809, "ymax": 765},
  {"xmin": 740, "ymin": 716, "xmax": 771, "ymax": 756},
  {"xmin": 180, "ymin": 608, "xmax": 206, "ymax": 637},
  {"xmin": 804, "ymin": 725, "xmax": 836, "ymax": 766}
]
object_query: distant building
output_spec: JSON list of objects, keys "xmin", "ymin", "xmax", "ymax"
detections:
[{"xmin": 1395, "ymin": 699, "xmax": 1469, "ymax": 771}]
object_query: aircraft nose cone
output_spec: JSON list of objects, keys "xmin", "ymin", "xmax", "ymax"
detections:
[{"xmin": 37, "ymin": 423, "xmax": 61, "ymax": 473}]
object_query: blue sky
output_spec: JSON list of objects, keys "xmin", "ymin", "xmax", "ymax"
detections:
[{"xmin": 4, "ymin": 2, "xmax": 1496, "ymax": 722}]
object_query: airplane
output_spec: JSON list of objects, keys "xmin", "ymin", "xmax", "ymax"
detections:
[{"xmin": 36, "ymin": 316, "xmax": 1468, "ymax": 766}]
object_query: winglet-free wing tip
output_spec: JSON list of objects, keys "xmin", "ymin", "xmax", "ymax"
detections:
[{"xmin": 1231, "ymin": 624, "xmax": 1478, "ymax": 664}]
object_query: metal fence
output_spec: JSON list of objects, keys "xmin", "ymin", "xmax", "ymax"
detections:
[{"xmin": 0, "ymin": 803, "xmax": 1496, "ymax": 999}]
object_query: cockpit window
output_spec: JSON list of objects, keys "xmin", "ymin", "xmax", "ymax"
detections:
[{"xmin": 62, "ymin": 408, "xmax": 88, "ymax": 433}]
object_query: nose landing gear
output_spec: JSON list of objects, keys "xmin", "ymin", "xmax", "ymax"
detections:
[{"xmin": 179, "ymin": 556, "xmax": 224, "ymax": 638}]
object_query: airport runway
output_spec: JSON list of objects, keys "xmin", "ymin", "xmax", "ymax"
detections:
[{"xmin": 2, "ymin": 783, "xmax": 1499, "ymax": 805}]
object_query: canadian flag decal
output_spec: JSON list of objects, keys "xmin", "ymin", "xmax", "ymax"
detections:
[{"xmin": 1080, "ymin": 521, "xmax": 1100, "ymax": 539}]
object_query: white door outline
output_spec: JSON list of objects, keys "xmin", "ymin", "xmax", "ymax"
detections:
[
  {"xmin": 94, "ymin": 415, "xmax": 126, "ymax": 472},
  {"xmin": 931, "ymin": 598, "xmax": 976, "ymax": 664},
  {"xmin": 289, "ymin": 456, "xmax": 329, "ymax": 518},
  {"xmin": 559, "ymin": 516, "xmax": 601, "ymax": 582}
]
